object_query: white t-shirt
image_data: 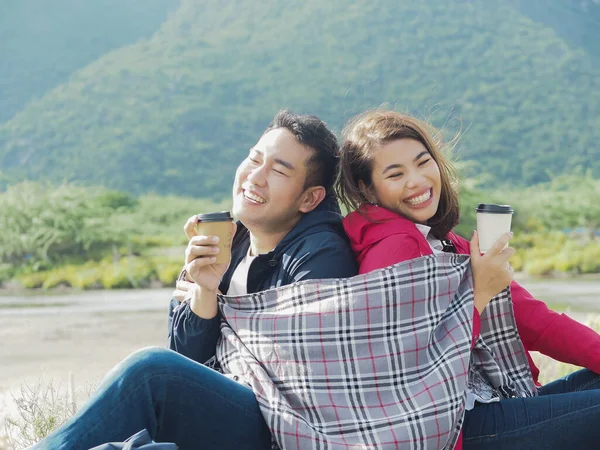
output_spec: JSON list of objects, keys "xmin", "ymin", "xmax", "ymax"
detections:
[
  {"xmin": 415, "ymin": 224, "xmax": 445, "ymax": 255},
  {"xmin": 226, "ymin": 248, "xmax": 258, "ymax": 296}
]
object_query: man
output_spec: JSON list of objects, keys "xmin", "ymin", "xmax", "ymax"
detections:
[
  {"xmin": 169, "ymin": 110, "xmax": 357, "ymax": 365},
  {"xmin": 34, "ymin": 110, "xmax": 357, "ymax": 450}
]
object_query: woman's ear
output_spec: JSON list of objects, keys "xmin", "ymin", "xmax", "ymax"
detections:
[{"xmin": 359, "ymin": 181, "xmax": 377, "ymax": 205}]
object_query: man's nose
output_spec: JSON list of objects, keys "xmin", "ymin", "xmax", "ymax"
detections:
[{"xmin": 247, "ymin": 165, "xmax": 267, "ymax": 186}]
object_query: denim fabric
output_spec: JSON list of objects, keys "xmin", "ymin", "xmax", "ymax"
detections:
[
  {"xmin": 463, "ymin": 368, "xmax": 600, "ymax": 450},
  {"xmin": 33, "ymin": 347, "xmax": 271, "ymax": 450}
]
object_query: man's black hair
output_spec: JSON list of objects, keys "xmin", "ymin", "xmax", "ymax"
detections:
[{"xmin": 264, "ymin": 110, "xmax": 339, "ymax": 193}]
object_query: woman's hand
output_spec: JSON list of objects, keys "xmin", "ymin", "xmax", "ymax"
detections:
[{"xmin": 470, "ymin": 230, "xmax": 515, "ymax": 313}]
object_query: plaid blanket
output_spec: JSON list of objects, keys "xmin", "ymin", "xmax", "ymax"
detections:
[{"xmin": 216, "ymin": 254, "xmax": 536, "ymax": 450}]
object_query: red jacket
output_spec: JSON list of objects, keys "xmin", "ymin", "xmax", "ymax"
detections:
[{"xmin": 343, "ymin": 205, "xmax": 600, "ymax": 449}]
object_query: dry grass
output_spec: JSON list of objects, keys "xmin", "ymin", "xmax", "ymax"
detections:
[{"xmin": 2, "ymin": 374, "xmax": 96, "ymax": 450}]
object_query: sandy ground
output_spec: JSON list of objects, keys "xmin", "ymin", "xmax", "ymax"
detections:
[{"xmin": 0, "ymin": 290, "xmax": 170, "ymax": 449}]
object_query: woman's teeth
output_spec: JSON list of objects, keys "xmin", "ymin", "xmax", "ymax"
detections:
[
  {"xmin": 244, "ymin": 190, "xmax": 266, "ymax": 204},
  {"xmin": 406, "ymin": 190, "xmax": 431, "ymax": 206}
]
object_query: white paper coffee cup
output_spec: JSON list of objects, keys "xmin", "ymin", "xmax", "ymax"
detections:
[{"xmin": 476, "ymin": 204, "xmax": 513, "ymax": 253}]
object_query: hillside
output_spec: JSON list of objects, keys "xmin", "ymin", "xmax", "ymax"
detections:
[
  {"xmin": 1, "ymin": 0, "xmax": 599, "ymax": 198},
  {"xmin": 511, "ymin": 0, "xmax": 600, "ymax": 62},
  {"xmin": 0, "ymin": 0, "xmax": 178, "ymax": 122}
]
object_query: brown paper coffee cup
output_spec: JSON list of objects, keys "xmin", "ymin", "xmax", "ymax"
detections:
[{"xmin": 195, "ymin": 211, "xmax": 234, "ymax": 264}]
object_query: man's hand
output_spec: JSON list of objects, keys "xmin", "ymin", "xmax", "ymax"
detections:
[
  {"xmin": 172, "ymin": 279, "xmax": 195, "ymax": 303},
  {"xmin": 470, "ymin": 230, "xmax": 515, "ymax": 314},
  {"xmin": 185, "ymin": 235, "xmax": 229, "ymax": 292},
  {"xmin": 181, "ymin": 216, "xmax": 236, "ymax": 318}
]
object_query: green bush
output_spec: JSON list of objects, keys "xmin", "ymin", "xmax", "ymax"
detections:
[
  {"xmin": 580, "ymin": 244, "xmax": 600, "ymax": 274},
  {"xmin": 553, "ymin": 251, "xmax": 583, "ymax": 274},
  {"xmin": 18, "ymin": 272, "xmax": 46, "ymax": 289},
  {"xmin": 513, "ymin": 232, "xmax": 600, "ymax": 276},
  {"xmin": 154, "ymin": 258, "xmax": 183, "ymax": 286},
  {"xmin": 13, "ymin": 255, "xmax": 183, "ymax": 290},
  {"xmin": 69, "ymin": 263, "xmax": 104, "ymax": 289},
  {"xmin": 100, "ymin": 266, "xmax": 134, "ymax": 289},
  {"xmin": 510, "ymin": 252, "xmax": 524, "ymax": 272},
  {"xmin": 524, "ymin": 258, "xmax": 556, "ymax": 276},
  {"xmin": 97, "ymin": 256, "xmax": 159, "ymax": 289},
  {"xmin": 41, "ymin": 269, "xmax": 73, "ymax": 289},
  {"xmin": 0, "ymin": 263, "xmax": 14, "ymax": 284},
  {"xmin": 0, "ymin": 182, "xmax": 127, "ymax": 268}
]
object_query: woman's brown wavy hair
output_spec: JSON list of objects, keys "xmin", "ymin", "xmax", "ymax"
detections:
[{"xmin": 336, "ymin": 109, "xmax": 460, "ymax": 239}]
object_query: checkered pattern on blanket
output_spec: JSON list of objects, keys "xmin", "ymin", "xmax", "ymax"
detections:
[{"xmin": 216, "ymin": 254, "xmax": 536, "ymax": 450}]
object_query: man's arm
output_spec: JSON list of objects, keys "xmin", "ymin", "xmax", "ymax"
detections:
[
  {"xmin": 166, "ymin": 217, "xmax": 236, "ymax": 364},
  {"xmin": 168, "ymin": 295, "xmax": 221, "ymax": 364}
]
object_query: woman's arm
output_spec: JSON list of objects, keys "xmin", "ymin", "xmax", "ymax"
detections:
[
  {"xmin": 453, "ymin": 232, "xmax": 600, "ymax": 371},
  {"xmin": 511, "ymin": 281, "xmax": 600, "ymax": 373}
]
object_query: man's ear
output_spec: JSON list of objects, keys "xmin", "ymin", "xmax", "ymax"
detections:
[
  {"xmin": 358, "ymin": 181, "xmax": 377, "ymax": 205},
  {"xmin": 298, "ymin": 186, "xmax": 326, "ymax": 213}
]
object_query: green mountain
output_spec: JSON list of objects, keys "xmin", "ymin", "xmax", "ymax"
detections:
[
  {"xmin": 0, "ymin": 0, "xmax": 178, "ymax": 122},
  {"xmin": 1, "ymin": 0, "xmax": 600, "ymax": 198},
  {"xmin": 510, "ymin": 0, "xmax": 600, "ymax": 63}
]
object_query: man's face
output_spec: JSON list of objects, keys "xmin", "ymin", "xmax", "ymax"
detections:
[{"xmin": 232, "ymin": 128, "xmax": 315, "ymax": 234}]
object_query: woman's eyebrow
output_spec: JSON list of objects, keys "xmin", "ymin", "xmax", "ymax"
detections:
[{"xmin": 381, "ymin": 151, "xmax": 430, "ymax": 174}]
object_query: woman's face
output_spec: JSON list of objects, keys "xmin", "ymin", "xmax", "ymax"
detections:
[{"xmin": 368, "ymin": 138, "xmax": 442, "ymax": 224}]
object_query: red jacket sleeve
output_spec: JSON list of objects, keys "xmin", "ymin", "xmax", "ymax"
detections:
[
  {"xmin": 511, "ymin": 281, "xmax": 600, "ymax": 374},
  {"xmin": 451, "ymin": 232, "xmax": 600, "ymax": 372}
]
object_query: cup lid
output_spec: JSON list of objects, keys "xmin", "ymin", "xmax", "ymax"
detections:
[
  {"xmin": 476, "ymin": 203, "xmax": 513, "ymax": 214},
  {"xmin": 197, "ymin": 211, "xmax": 233, "ymax": 222}
]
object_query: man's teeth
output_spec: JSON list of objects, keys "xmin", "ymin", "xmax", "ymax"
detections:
[
  {"xmin": 406, "ymin": 190, "xmax": 431, "ymax": 206},
  {"xmin": 244, "ymin": 190, "xmax": 266, "ymax": 204}
]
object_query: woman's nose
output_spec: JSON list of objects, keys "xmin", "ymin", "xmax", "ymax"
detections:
[{"xmin": 405, "ymin": 171, "xmax": 426, "ymax": 189}]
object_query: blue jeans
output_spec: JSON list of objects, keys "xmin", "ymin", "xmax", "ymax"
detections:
[
  {"xmin": 33, "ymin": 347, "xmax": 271, "ymax": 450},
  {"xmin": 463, "ymin": 368, "xmax": 600, "ymax": 449}
]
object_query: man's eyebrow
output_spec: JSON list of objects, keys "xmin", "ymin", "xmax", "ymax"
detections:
[
  {"xmin": 250, "ymin": 148, "xmax": 295, "ymax": 170},
  {"xmin": 381, "ymin": 151, "xmax": 430, "ymax": 174},
  {"xmin": 274, "ymin": 158, "xmax": 295, "ymax": 170}
]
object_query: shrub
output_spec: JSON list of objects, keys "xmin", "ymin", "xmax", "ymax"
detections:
[
  {"xmin": 17, "ymin": 272, "xmax": 46, "ymax": 289},
  {"xmin": 580, "ymin": 244, "xmax": 600, "ymax": 274},
  {"xmin": 0, "ymin": 263, "xmax": 15, "ymax": 284},
  {"xmin": 154, "ymin": 258, "xmax": 183, "ymax": 286},
  {"xmin": 510, "ymin": 252, "xmax": 524, "ymax": 272},
  {"xmin": 524, "ymin": 259, "xmax": 556, "ymax": 277},
  {"xmin": 98, "ymin": 256, "xmax": 158, "ymax": 289},
  {"xmin": 100, "ymin": 266, "xmax": 133, "ymax": 289},
  {"xmin": 41, "ymin": 269, "xmax": 73, "ymax": 289}
]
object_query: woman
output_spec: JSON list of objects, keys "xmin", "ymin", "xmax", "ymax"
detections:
[{"xmin": 337, "ymin": 109, "xmax": 600, "ymax": 449}]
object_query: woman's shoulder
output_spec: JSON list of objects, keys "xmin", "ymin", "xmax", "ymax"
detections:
[{"xmin": 344, "ymin": 205, "xmax": 422, "ymax": 231}]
